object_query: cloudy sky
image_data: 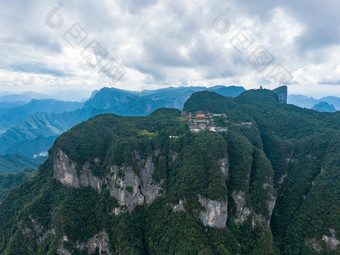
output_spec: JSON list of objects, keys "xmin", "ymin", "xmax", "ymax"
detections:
[{"xmin": 1, "ymin": 0, "xmax": 340, "ymax": 100}]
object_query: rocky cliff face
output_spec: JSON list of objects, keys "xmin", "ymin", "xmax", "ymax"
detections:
[
  {"xmin": 218, "ymin": 158, "xmax": 229, "ymax": 181},
  {"xmin": 53, "ymin": 149, "xmax": 103, "ymax": 190},
  {"xmin": 54, "ymin": 149, "xmax": 163, "ymax": 215},
  {"xmin": 53, "ymin": 150, "xmax": 80, "ymax": 188},
  {"xmin": 2, "ymin": 106, "xmax": 337, "ymax": 255},
  {"xmin": 108, "ymin": 165, "xmax": 145, "ymax": 213},
  {"xmin": 198, "ymin": 195, "xmax": 228, "ymax": 228},
  {"xmin": 54, "ymin": 149, "xmax": 231, "ymax": 228},
  {"xmin": 76, "ymin": 231, "xmax": 111, "ymax": 255},
  {"xmin": 272, "ymin": 86, "xmax": 287, "ymax": 104},
  {"xmin": 232, "ymin": 191, "xmax": 251, "ymax": 224}
]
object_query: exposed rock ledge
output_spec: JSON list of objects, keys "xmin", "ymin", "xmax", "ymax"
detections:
[
  {"xmin": 232, "ymin": 191, "xmax": 251, "ymax": 224},
  {"xmin": 322, "ymin": 228, "xmax": 340, "ymax": 251},
  {"xmin": 18, "ymin": 215, "xmax": 55, "ymax": 246},
  {"xmin": 76, "ymin": 231, "xmax": 112, "ymax": 255},
  {"xmin": 58, "ymin": 231, "xmax": 111, "ymax": 255},
  {"xmin": 53, "ymin": 149, "xmax": 103, "ymax": 190},
  {"xmin": 170, "ymin": 199, "xmax": 185, "ymax": 213},
  {"xmin": 53, "ymin": 149, "xmax": 163, "ymax": 214},
  {"xmin": 218, "ymin": 158, "xmax": 229, "ymax": 181},
  {"xmin": 198, "ymin": 195, "xmax": 228, "ymax": 228}
]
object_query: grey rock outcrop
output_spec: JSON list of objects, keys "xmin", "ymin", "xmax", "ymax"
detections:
[
  {"xmin": 53, "ymin": 149, "xmax": 163, "ymax": 215},
  {"xmin": 80, "ymin": 162, "xmax": 104, "ymax": 191},
  {"xmin": 57, "ymin": 246, "xmax": 71, "ymax": 255},
  {"xmin": 232, "ymin": 191, "xmax": 251, "ymax": 224},
  {"xmin": 108, "ymin": 166, "xmax": 144, "ymax": 213},
  {"xmin": 272, "ymin": 86, "xmax": 287, "ymax": 104},
  {"xmin": 76, "ymin": 231, "xmax": 112, "ymax": 255},
  {"xmin": 306, "ymin": 239, "xmax": 321, "ymax": 252},
  {"xmin": 171, "ymin": 200, "xmax": 185, "ymax": 213},
  {"xmin": 262, "ymin": 183, "xmax": 276, "ymax": 226},
  {"xmin": 54, "ymin": 150, "xmax": 80, "ymax": 188},
  {"xmin": 53, "ymin": 150, "xmax": 104, "ymax": 190},
  {"xmin": 198, "ymin": 195, "xmax": 228, "ymax": 228},
  {"xmin": 60, "ymin": 231, "xmax": 112, "ymax": 255},
  {"xmin": 136, "ymin": 154, "xmax": 163, "ymax": 204},
  {"xmin": 18, "ymin": 215, "xmax": 55, "ymax": 246},
  {"xmin": 322, "ymin": 229, "xmax": 340, "ymax": 251},
  {"xmin": 218, "ymin": 158, "xmax": 229, "ymax": 181}
]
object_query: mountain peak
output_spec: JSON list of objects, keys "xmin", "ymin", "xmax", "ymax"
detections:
[
  {"xmin": 272, "ymin": 86, "xmax": 288, "ymax": 104},
  {"xmin": 312, "ymin": 101, "xmax": 337, "ymax": 112}
]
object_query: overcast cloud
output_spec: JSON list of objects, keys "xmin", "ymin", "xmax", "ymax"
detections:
[{"xmin": 0, "ymin": 0, "xmax": 340, "ymax": 100}]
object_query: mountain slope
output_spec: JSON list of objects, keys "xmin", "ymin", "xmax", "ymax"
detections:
[
  {"xmin": 0, "ymin": 109, "xmax": 91, "ymax": 156},
  {"xmin": 0, "ymin": 153, "xmax": 45, "ymax": 174},
  {"xmin": 185, "ymin": 90, "xmax": 340, "ymax": 254},
  {"xmin": 0, "ymin": 90, "xmax": 338, "ymax": 254},
  {"xmin": 0, "ymin": 86, "xmax": 245, "ymax": 156},
  {"xmin": 0, "ymin": 168, "xmax": 36, "ymax": 201},
  {"xmin": 0, "ymin": 99, "xmax": 83, "ymax": 131},
  {"xmin": 85, "ymin": 85, "xmax": 246, "ymax": 116}
]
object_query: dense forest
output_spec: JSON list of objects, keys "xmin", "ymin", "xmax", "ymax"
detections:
[
  {"xmin": 0, "ymin": 167, "xmax": 35, "ymax": 200},
  {"xmin": 0, "ymin": 89, "xmax": 338, "ymax": 254}
]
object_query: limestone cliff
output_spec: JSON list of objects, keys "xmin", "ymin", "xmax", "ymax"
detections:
[
  {"xmin": 53, "ymin": 149, "xmax": 163, "ymax": 215},
  {"xmin": 198, "ymin": 195, "xmax": 228, "ymax": 228},
  {"xmin": 272, "ymin": 86, "xmax": 287, "ymax": 104}
]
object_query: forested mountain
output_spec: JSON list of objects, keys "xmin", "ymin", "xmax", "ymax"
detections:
[
  {"xmin": 0, "ymin": 99, "xmax": 83, "ymax": 130},
  {"xmin": 0, "ymin": 88, "xmax": 338, "ymax": 254},
  {"xmin": 84, "ymin": 86, "xmax": 245, "ymax": 115},
  {"xmin": 0, "ymin": 153, "xmax": 45, "ymax": 174},
  {"xmin": 312, "ymin": 102, "xmax": 337, "ymax": 112},
  {"xmin": 0, "ymin": 101, "xmax": 26, "ymax": 110},
  {"xmin": 0, "ymin": 168, "xmax": 35, "ymax": 201},
  {"xmin": 0, "ymin": 110, "xmax": 90, "ymax": 156},
  {"xmin": 0, "ymin": 86, "xmax": 245, "ymax": 156}
]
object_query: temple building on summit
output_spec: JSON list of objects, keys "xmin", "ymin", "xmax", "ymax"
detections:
[{"xmin": 182, "ymin": 111, "xmax": 228, "ymax": 132}]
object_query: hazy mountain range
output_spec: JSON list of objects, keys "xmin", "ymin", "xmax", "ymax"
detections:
[
  {"xmin": 0, "ymin": 86, "xmax": 338, "ymax": 160},
  {"xmin": 0, "ymin": 86, "xmax": 246, "ymax": 157},
  {"xmin": 288, "ymin": 94, "xmax": 340, "ymax": 110}
]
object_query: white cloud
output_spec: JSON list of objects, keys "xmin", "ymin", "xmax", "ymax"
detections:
[{"xmin": 0, "ymin": 0, "xmax": 339, "ymax": 99}]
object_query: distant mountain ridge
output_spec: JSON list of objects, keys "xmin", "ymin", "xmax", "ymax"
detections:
[
  {"xmin": 288, "ymin": 94, "xmax": 340, "ymax": 110},
  {"xmin": 0, "ymin": 85, "xmax": 246, "ymax": 156},
  {"xmin": 0, "ymin": 91, "xmax": 52, "ymax": 103},
  {"xmin": 312, "ymin": 101, "xmax": 337, "ymax": 112},
  {"xmin": 85, "ymin": 86, "xmax": 246, "ymax": 115},
  {"xmin": 0, "ymin": 99, "xmax": 84, "ymax": 132}
]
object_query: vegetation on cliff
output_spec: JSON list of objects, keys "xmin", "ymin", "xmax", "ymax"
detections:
[{"xmin": 0, "ymin": 89, "xmax": 339, "ymax": 254}]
